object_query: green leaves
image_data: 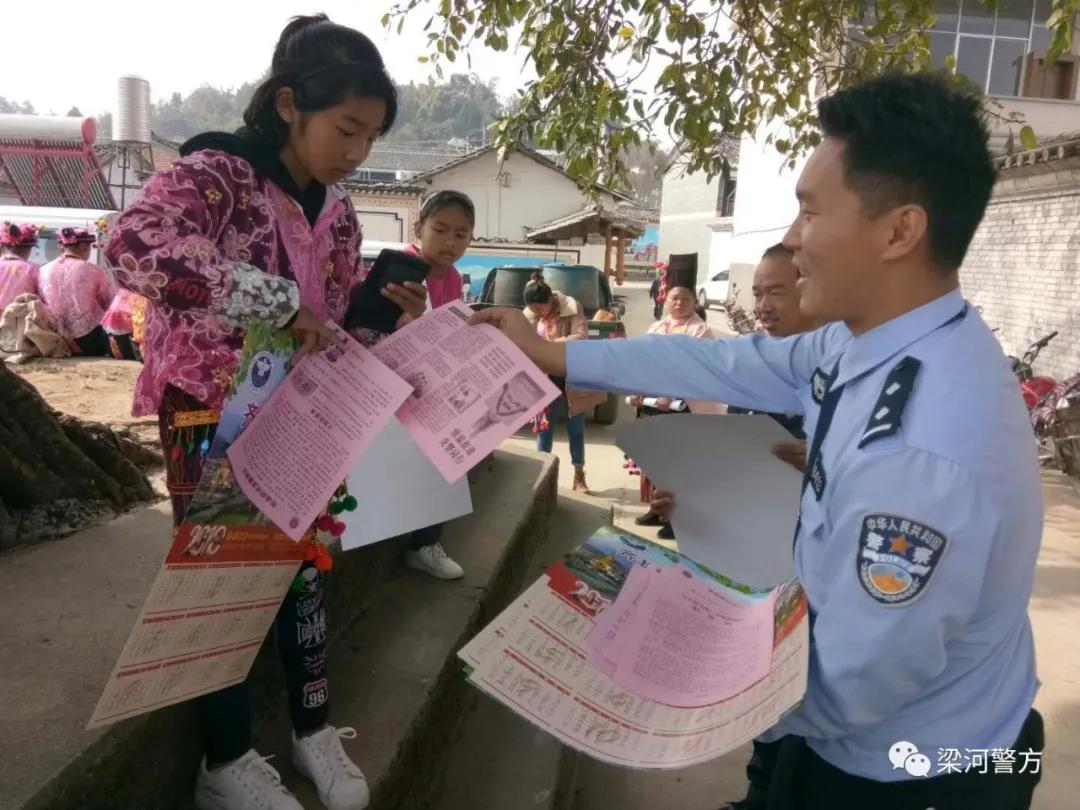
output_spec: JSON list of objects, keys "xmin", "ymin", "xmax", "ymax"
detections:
[{"xmin": 383, "ymin": 0, "xmax": 1075, "ymax": 195}]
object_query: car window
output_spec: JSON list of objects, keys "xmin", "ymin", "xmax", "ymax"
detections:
[{"xmin": 713, "ymin": 270, "xmax": 729, "ymax": 281}]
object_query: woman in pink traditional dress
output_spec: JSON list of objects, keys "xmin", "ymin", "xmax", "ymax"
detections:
[
  {"xmin": 39, "ymin": 227, "xmax": 114, "ymax": 355},
  {"xmin": 628, "ymin": 284, "xmax": 714, "ymax": 539},
  {"xmin": 0, "ymin": 222, "xmax": 41, "ymax": 312},
  {"xmin": 399, "ymin": 189, "xmax": 475, "ymax": 579},
  {"xmin": 100, "ymin": 287, "xmax": 146, "ymax": 361},
  {"xmin": 105, "ymin": 15, "xmax": 425, "ymax": 810}
]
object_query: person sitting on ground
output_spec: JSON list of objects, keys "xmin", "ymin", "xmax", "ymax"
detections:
[
  {"xmin": 524, "ymin": 273, "xmax": 595, "ymax": 493},
  {"xmin": 0, "ymin": 222, "xmax": 41, "ymax": 313},
  {"xmin": 39, "ymin": 228, "xmax": 114, "ymax": 356},
  {"xmin": 101, "ymin": 288, "xmax": 147, "ymax": 361},
  {"xmin": 630, "ymin": 282, "xmax": 714, "ymax": 540}
]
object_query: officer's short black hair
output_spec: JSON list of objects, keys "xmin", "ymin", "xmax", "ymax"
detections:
[{"xmin": 817, "ymin": 71, "xmax": 996, "ymax": 271}]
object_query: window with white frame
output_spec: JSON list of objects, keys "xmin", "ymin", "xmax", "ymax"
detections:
[{"xmin": 929, "ymin": 0, "xmax": 1057, "ymax": 96}]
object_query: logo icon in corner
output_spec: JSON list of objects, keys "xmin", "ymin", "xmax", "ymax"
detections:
[
  {"xmin": 250, "ymin": 351, "xmax": 275, "ymax": 390},
  {"xmin": 888, "ymin": 740, "xmax": 931, "ymax": 778}
]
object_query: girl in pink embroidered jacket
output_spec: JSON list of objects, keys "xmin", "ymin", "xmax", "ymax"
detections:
[
  {"xmin": 106, "ymin": 34, "xmax": 424, "ymax": 418},
  {"xmin": 105, "ymin": 15, "xmax": 427, "ymax": 810}
]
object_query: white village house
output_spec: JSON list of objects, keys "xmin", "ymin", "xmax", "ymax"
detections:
[
  {"xmin": 349, "ymin": 141, "xmax": 648, "ymax": 277},
  {"xmin": 659, "ymin": 0, "xmax": 1080, "ymax": 375}
]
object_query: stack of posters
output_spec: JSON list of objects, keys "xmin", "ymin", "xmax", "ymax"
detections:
[{"xmin": 459, "ymin": 526, "xmax": 809, "ymax": 768}]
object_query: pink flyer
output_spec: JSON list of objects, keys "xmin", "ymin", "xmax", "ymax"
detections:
[
  {"xmin": 371, "ymin": 301, "xmax": 560, "ymax": 482},
  {"xmin": 610, "ymin": 565, "xmax": 776, "ymax": 707},
  {"xmin": 228, "ymin": 325, "xmax": 413, "ymax": 540}
]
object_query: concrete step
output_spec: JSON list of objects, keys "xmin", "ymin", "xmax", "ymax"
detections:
[
  {"xmin": 430, "ymin": 490, "xmax": 755, "ymax": 810},
  {"xmin": 2, "ymin": 448, "xmax": 557, "ymax": 810},
  {"xmin": 430, "ymin": 493, "xmax": 611, "ymax": 810},
  {"xmin": 566, "ymin": 745, "xmax": 751, "ymax": 810}
]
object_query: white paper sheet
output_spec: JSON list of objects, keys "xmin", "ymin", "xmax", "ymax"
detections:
[
  {"xmin": 341, "ymin": 418, "xmax": 473, "ymax": 550},
  {"xmin": 616, "ymin": 414, "xmax": 802, "ymax": 588}
]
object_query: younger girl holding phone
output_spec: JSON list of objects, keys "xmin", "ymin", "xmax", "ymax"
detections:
[{"xmin": 401, "ymin": 190, "xmax": 475, "ymax": 579}]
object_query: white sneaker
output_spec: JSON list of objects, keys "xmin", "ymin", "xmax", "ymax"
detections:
[
  {"xmin": 194, "ymin": 749, "xmax": 303, "ymax": 810},
  {"xmin": 404, "ymin": 542, "xmax": 465, "ymax": 580},
  {"xmin": 292, "ymin": 725, "xmax": 370, "ymax": 810}
]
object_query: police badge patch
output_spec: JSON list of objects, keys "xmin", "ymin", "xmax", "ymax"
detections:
[{"xmin": 856, "ymin": 514, "xmax": 947, "ymax": 606}]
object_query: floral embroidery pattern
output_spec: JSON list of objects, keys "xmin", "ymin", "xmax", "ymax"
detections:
[
  {"xmin": 222, "ymin": 262, "xmax": 300, "ymax": 328},
  {"xmin": 105, "ymin": 149, "xmax": 363, "ymax": 415}
]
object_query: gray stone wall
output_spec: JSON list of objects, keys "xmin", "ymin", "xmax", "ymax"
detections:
[{"xmin": 961, "ymin": 165, "xmax": 1080, "ymax": 380}]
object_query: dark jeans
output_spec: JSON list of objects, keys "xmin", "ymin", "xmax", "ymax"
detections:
[
  {"xmin": 737, "ymin": 738, "xmax": 784, "ymax": 809},
  {"xmin": 536, "ymin": 397, "xmax": 586, "ymax": 466},
  {"xmin": 161, "ymin": 388, "xmax": 329, "ymax": 764},
  {"xmin": 764, "ymin": 709, "xmax": 1044, "ymax": 810},
  {"xmin": 408, "ymin": 521, "xmax": 443, "ymax": 551},
  {"xmin": 75, "ymin": 325, "xmax": 111, "ymax": 356}
]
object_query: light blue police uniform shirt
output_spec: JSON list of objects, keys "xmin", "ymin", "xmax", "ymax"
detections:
[{"xmin": 567, "ymin": 288, "xmax": 1041, "ymax": 781}]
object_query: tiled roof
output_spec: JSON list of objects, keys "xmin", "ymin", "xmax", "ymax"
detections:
[
  {"xmin": 342, "ymin": 179, "xmax": 425, "ymax": 196},
  {"xmin": 525, "ymin": 203, "xmax": 646, "ymax": 241},
  {"xmin": 409, "ymin": 142, "xmax": 635, "ymax": 203},
  {"xmin": 663, "ymin": 134, "xmax": 740, "ymax": 175},
  {"xmin": 361, "ymin": 143, "xmax": 472, "ymax": 173}
]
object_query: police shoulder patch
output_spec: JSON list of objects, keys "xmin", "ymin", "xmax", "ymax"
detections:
[
  {"xmin": 810, "ymin": 367, "xmax": 829, "ymax": 405},
  {"xmin": 856, "ymin": 514, "xmax": 947, "ymax": 606},
  {"xmin": 858, "ymin": 356, "xmax": 921, "ymax": 448}
]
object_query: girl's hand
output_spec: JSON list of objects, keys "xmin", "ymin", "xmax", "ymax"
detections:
[
  {"xmin": 383, "ymin": 281, "xmax": 428, "ymax": 320},
  {"xmin": 655, "ymin": 397, "xmax": 673, "ymax": 411},
  {"xmin": 627, "ymin": 395, "xmax": 644, "ymax": 408},
  {"xmin": 287, "ymin": 305, "xmax": 344, "ymax": 365}
]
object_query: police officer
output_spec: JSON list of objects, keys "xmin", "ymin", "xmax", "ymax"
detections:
[{"xmin": 474, "ymin": 71, "xmax": 1044, "ymax": 810}]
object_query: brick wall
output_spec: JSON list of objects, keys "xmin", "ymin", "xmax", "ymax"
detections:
[{"xmin": 960, "ymin": 164, "xmax": 1080, "ymax": 380}]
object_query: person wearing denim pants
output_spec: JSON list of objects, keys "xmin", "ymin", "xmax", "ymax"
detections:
[
  {"xmin": 522, "ymin": 275, "xmax": 593, "ymax": 492},
  {"xmin": 536, "ymin": 395, "xmax": 586, "ymax": 466}
]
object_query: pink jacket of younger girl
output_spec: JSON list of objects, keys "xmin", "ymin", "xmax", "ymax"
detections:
[{"xmin": 106, "ymin": 148, "xmax": 364, "ymax": 416}]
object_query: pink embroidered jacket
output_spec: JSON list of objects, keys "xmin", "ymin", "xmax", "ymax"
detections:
[
  {"xmin": 106, "ymin": 149, "xmax": 364, "ymax": 416},
  {"xmin": 0, "ymin": 257, "xmax": 40, "ymax": 312},
  {"xmin": 39, "ymin": 255, "xmax": 114, "ymax": 340}
]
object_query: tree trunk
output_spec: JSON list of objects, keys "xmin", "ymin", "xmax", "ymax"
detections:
[{"xmin": 0, "ymin": 362, "xmax": 156, "ymax": 549}]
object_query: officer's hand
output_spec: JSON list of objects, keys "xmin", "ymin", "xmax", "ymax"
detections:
[
  {"xmin": 651, "ymin": 489, "xmax": 675, "ymax": 520},
  {"xmin": 655, "ymin": 397, "xmax": 673, "ymax": 411},
  {"xmin": 626, "ymin": 395, "xmax": 645, "ymax": 408},
  {"xmin": 470, "ymin": 307, "xmax": 566, "ymax": 375},
  {"xmin": 772, "ymin": 440, "xmax": 808, "ymax": 474}
]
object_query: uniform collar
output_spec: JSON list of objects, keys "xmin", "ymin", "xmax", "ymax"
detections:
[{"xmin": 833, "ymin": 288, "xmax": 966, "ymax": 388}]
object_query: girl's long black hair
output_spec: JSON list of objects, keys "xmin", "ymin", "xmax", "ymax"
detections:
[{"xmin": 244, "ymin": 14, "xmax": 398, "ymax": 146}]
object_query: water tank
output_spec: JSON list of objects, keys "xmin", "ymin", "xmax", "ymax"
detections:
[
  {"xmin": 114, "ymin": 75, "xmax": 151, "ymax": 143},
  {"xmin": 0, "ymin": 114, "xmax": 96, "ymax": 144}
]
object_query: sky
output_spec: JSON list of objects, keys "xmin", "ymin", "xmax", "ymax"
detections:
[{"xmin": 3, "ymin": 0, "xmax": 533, "ymax": 117}]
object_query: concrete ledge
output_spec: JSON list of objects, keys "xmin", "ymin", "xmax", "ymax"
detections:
[{"xmin": 1, "ymin": 448, "xmax": 558, "ymax": 810}]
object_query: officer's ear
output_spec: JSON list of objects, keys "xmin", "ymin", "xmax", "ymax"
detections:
[{"xmin": 879, "ymin": 204, "xmax": 928, "ymax": 264}]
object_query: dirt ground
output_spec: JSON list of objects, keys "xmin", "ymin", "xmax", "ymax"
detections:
[{"xmin": 13, "ymin": 356, "xmax": 144, "ymax": 425}]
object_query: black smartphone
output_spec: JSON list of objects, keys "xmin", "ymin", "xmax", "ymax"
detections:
[{"xmin": 345, "ymin": 249, "xmax": 430, "ymax": 334}]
